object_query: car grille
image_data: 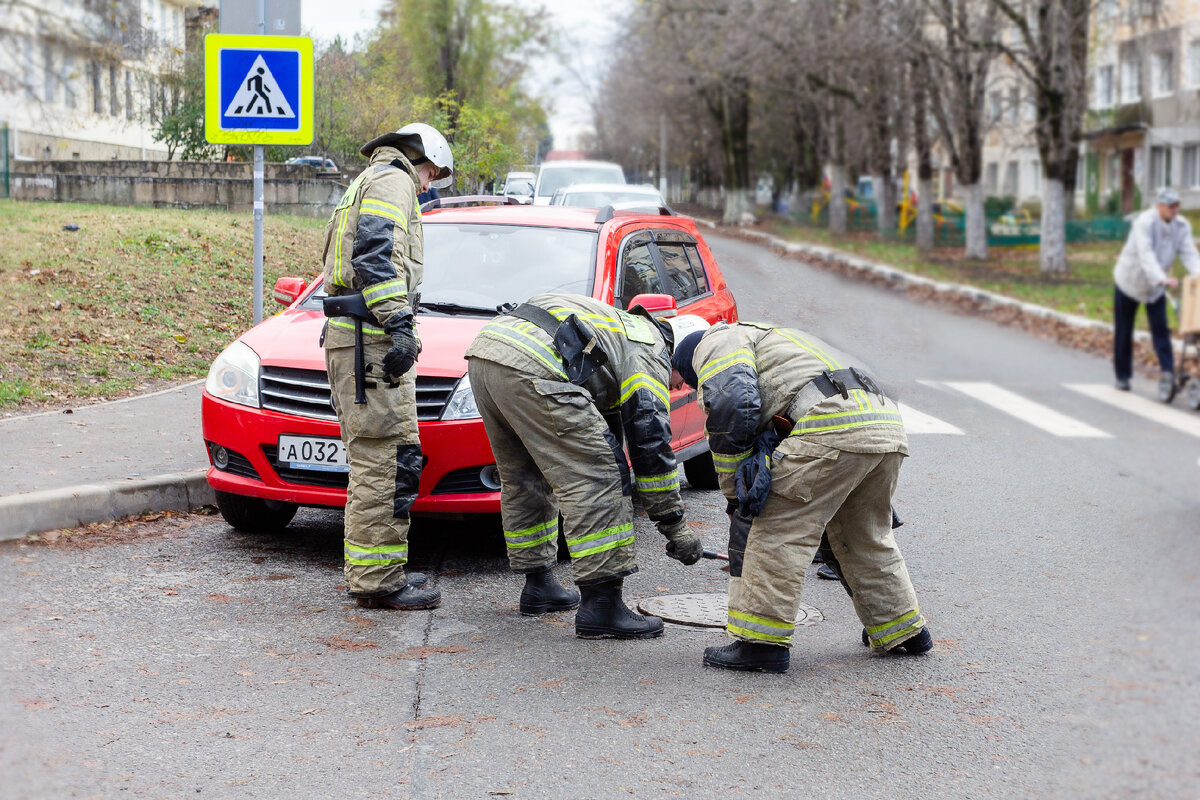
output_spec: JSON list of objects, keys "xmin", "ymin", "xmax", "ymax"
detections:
[
  {"xmin": 262, "ymin": 445, "xmax": 350, "ymax": 489},
  {"xmin": 259, "ymin": 367, "xmax": 460, "ymax": 422},
  {"xmin": 431, "ymin": 466, "xmax": 498, "ymax": 495}
]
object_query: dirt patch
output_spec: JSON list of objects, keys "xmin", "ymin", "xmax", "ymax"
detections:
[
  {"xmin": 2, "ymin": 508, "xmax": 215, "ymax": 551},
  {"xmin": 319, "ymin": 635, "xmax": 380, "ymax": 652},
  {"xmin": 385, "ymin": 644, "xmax": 473, "ymax": 661}
]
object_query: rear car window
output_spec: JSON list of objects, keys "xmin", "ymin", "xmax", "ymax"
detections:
[
  {"xmin": 537, "ymin": 166, "xmax": 626, "ymax": 198},
  {"xmin": 620, "ymin": 242, "xmax": 665, "ymax": 302}
]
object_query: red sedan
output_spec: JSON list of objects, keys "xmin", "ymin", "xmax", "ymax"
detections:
[{"xmin": 202, "ymin": 203, "xmax": 738, "ymax": 531}]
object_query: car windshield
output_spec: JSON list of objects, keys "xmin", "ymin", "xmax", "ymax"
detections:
[
  {"xmin": 506, "ymin": 182, "xmax": 533, "ymax": 197},
  {"xmin": 301, "ymin": 223, "xmax": 596, "ymax": 313},
  {"xmin": 537, "ymin": 167, "xmax": 625, "ymax": 198},
  {"xmin": 561, "ymin": 190, "xmax": 661, "ymax": 207}
]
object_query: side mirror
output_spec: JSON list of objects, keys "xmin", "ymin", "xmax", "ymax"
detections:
[
  {"xmin": 626, "ymin": 293, "xmax": 677, "ymax": 315},
  {"xmin": 272, "ymin": 276, "xmax": 307, "ymax": 306}
]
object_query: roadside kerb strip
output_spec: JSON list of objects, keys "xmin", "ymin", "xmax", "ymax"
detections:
[
  {"xmin": 686, "ymin": 216, "xmax": 1178, "ymax": 354},
  {"xmin": 0, "ymin": 470, "xmax": 215, "ymax": 542}
]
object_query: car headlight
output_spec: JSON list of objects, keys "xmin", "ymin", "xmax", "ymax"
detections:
[
  {"xmin": 441, "ymin": 374, "xmax": 480, "ymax": 420},
  {"xmin": 205, "ymin": 341, "xmax": 261, "ymax": 408}
]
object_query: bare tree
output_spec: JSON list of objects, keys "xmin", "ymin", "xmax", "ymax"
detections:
[
  {"xmin": 986, "ymin": 0, "xmax": 1091, "ymax": 274},
  {"xmin": 924, "ymin": 0, "xmax": 1000, "ymax": 260}
]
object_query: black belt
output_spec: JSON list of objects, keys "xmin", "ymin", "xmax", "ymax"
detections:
[{"xmin": 784, "ymin": 367, "xmax": 887, "ymax": 423}]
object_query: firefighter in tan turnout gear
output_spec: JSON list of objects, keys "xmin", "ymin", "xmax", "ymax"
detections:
[
  {"xmin": 320, "ymin": 123, "xmax": 453, "ymax": 611},
  {"xmin": 465, "ymin": 295, "xmax": 705, "ymax": 639},
  {"xmin": 671, "ymin": 321, "xmax": 933, "ymax": 673}
]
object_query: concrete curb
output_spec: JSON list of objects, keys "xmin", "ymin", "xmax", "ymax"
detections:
[
  {"xmin": 690, "ymin": 215, "xmax": 1173, "ymax": 351},
  {"xmin": 0, "ymin": 470, "xmax": 215, "ymax": 542}
]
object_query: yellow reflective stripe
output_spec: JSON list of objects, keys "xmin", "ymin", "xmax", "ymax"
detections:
[
  {"xmin": 329, "ymin": 318, "xmax": 385, "ymax": 335},
  {"xmin": 478, "ymin": 326, "xmax": 567, "ymax": 379},
  {"xmin": 546, "ymin": 306, "xmax": 624, "ymax": 334},
  {"xmin": 698, "ymin": 348, "xmax": 756, "ymax": 384},
  {"xmin": 360, "ymin": 205, "xmax": 409, "ymax": 232},
  {"xmin": 727, "ymin": 623, "xmax": 792, "ymax": 644},
  {"xmin": 618, "ymin": 372, "xmax": 669, "ymax": 406},
  {"xmin": 728, "ymin": 609, "xmax": 793, "ymax": 632},
  {"xmin": 344, "ymin": 540, "xmax": 408, "ymax": 566},
  {"xmin": 772, "ymin": 328, "xmax": 841, "ymax": 370},
  {"xmin": 363, "ymin": 278, "xmax": 407, "ymax": 306},
  {"xmin": 361, "ymin": 197, "xmax": 405, "ymax": 215},
  {"xmin": 566, "ymin": 522, "xmax": 635, "ymax": 558},
  {"xmin": 333, "ymin": 207, "xmax": 352, "ymax": 287},
  {"xmin": 867, "ymin": 608, "xmax": 920, "ymax": 636},
  {"xmin": 712, "ymin": 449, "xmax": 751, "ymax": 474}
]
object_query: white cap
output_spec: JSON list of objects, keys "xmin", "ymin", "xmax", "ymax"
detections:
[{"xmin": 665, "ymin": 314, "xmax": 710, "ymax": 348}]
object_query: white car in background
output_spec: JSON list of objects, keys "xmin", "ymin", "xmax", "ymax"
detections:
[
  {"xmin": 550, "ymin": 183, "xmax": 666, "ymax": 210},
  {"xmin": 533, "ymin": 160, "xmax": 626, "ymax": 205},
  {"xmin": 501, "ymin": 171, "xmax": 535, "ymax": 204}
]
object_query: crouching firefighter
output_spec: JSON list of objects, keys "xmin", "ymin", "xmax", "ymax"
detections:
[
  {"xmin": 464, "ymin": 295, "xmax": 707, "ymax": 639},
  {"xmin": 671, "ymin": 321, "xmax": 934, "ymax": 673},
  {"xmin": 320, "ymin": 123, "xmax": 453, "ymax": 611}
]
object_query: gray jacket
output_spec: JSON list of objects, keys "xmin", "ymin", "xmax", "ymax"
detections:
[{"xmin": 1113, "ymin": 208, "xmax": 1200, "ymax": 303}]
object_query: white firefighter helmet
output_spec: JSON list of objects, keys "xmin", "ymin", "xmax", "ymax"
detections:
[
  {"xmin": 360, "ymin": 122, "xmax": 455, "ymax": 189},
  {"xmin": 665, "ymin": 314, "xmax": 710, "ymax": 352}
]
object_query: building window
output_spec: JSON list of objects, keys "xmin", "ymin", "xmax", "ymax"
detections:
[
  {"xmin": 1189, "ymin": 41, "xmax": 1200, "ymax": 88},
  {"xmin": 988, "ymin": 91, "xmax": 1003, "ymax": 125},
  {"xmin": 1108, "ymin": 152, "xmax": 1121, "ymax": 194},
  {"xmin": 23, "ymin": 36, "xmax": 35, "ymax": 98},
  {"xmin": 125, "ymin": 70, "xmax": 133, "ymax": 120},
  {"xmin": 1008, "ymin": 86, "xmax": 1020, "ymax": 124},
  {"xmin": 1121, "ymin": 58, "xmax": 1141, "ymax": 104},
  {"xmin": 1097, "ymin": 65, "xmax": 1115, "ymax": 108},
  {"xmin": 43, "ymin": 44, "xmax": 55, "ymax": 103},
  {"xmin": 1152, "ymin": 51, "xmax": 1175, "ymax": 97},
  {"xmin": 89, "ymin": 60, "xmax": 102, "ymax": 113},
  {"xmin": 1151, "ymin": 146, "xmax": 1173, "ymax": 188},
  {"xmin": 1097, "ymin": 0, "xmax": 1117, "ymax": 21},
  {"xmin": 1183, "ymin": 145, "xmax": 1199, "ymax": 188},
  {"xmin": 108, "ymin": 64, "xmax": 119, "ymax": 116},
  {"xmin": 986, "ymin": 163, "xmax": 999, "ymax": 194},
  {"xmin": 1029, "ymin": 160, "xmax": 1041, "ymax": 194},
  {"xmin": 1003, "ymin": 162, "xmax": 1018, "ymax": 195},
  {"xmin": 63, "ymin": 54, "xmax": 76, "ymax": 108}
]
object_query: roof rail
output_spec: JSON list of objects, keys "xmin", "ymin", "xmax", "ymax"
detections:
[
  {"xmin": 594, "ymin": 203, "xmax": 676, "ymax": 224},
  {"xmin": 421, "ymin": 195, "xmax": 521, "ymax": 213}
]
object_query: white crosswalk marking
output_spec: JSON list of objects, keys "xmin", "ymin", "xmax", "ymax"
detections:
[
  {"xmin": 897, "ymin": 403, "xmax": 964, "ymax": 435},
  {"xmin": 942, "ymin": 382, "xmax": 1112, "ymax": 438},
  {"xmin": 1065, "ymin": 383, "xmax": 1200, "ymax": 439}
]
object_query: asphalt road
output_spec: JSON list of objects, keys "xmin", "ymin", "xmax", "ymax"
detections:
[{"xmin": 3, "ymin": 232, "xmax": 1198, "ymax": 799}]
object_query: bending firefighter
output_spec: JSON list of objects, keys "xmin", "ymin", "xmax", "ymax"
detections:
[
  {"xmin": 464, "ymin": 295, "xmax": 706, "ymax": 639},
  {"xmin": 320, "ymin": 123, "xmax": 453, "ymax": 611},
  {"xmin": 672, "ymin": 321, "xmax": 933, "ymax": 673}
]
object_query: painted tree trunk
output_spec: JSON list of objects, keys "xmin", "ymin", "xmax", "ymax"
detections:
[
  {"xmin": 1040, "ymin": 177, "xmax": 1068, "ymax": 274},
  {"xmin": 723, "ymin": 188, "xmax": 754, "ymax": 225},
  {"xmin": 964, "ymin": 182, "xmax": 988, "ymax": 260},
  {"xmin": 829, "ymin": 165, "xmax": 848, "ymax": 236},
  {"xmin": 916, "ymin": 178, "xmax": 935, "ymax": 251}
]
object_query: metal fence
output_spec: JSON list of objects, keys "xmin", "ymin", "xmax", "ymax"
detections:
[
  {"xmin": 794, "ymin": 199, "xmax": 1130, "ymax": 248},
  {"xmin": 0, "ymin": 127, "xmax": 8, "ymax": 199}
]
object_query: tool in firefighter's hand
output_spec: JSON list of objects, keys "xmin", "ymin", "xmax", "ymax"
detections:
[
  {"xmin": 702, "ymin": 549, "xmax": 729, "ymax": 561},
  {"xmin": 323, "ymin": 293, "xmax": 372, "ymax": 405}
]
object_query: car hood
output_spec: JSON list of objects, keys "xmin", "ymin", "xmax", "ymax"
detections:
[{"xmin": 238, "ymin": 307, "xmax": 490, "ymax": 379}]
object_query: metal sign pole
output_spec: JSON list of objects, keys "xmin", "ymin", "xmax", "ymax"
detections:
[{"xmin": 252, "ymin": 0, "xmax": 267, "ymax": 324}]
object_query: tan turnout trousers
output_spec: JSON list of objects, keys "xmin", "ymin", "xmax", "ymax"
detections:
[{"xmin": 467, "ymin": 357, "xmax": 638, "ymax": 584}]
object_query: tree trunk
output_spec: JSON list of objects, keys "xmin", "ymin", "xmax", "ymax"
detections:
[
  {"xmin": 875, "ymin": 173, "xmax": 896, "ymax": 233},
  {"xmin": 724, "ymin": 188, "xmax": 754, "ymax": 225},
  {"xmin": 917, "ymin": 177, "xmax": 935, "ymax": 251},
  {"xmin": 829, "ymin": 165, "xmax": 848, "ymax": 236},
  {"xmin": 964, "ymin": 182, "xmax": 988, "ymax": 259},
  {"xmin": 1040, "ymin": 177, "xmax": 1068, "ymax": 274}
]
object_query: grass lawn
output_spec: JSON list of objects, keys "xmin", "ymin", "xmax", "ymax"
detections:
[
  {"xmin": 0, "ymin": 200, "xmax": 326, "ymax": 411},
  {"xmin": 744, "ymin": 214, "xmax": 1192, "ymax": 333}
]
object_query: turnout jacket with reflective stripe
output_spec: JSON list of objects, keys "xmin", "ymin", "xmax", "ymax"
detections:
[
  {"xmin": 689, "ymin": 322, "xmax": 908, "ymax": 498},
  {"xmin": 321, "ymin": 146, "xmax": 424, "ymax": 348},
  {"xmin": 465, "ymin": 292, "xmax": 684, "ymax": 520}
]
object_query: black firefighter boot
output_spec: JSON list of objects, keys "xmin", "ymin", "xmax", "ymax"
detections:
[
  {"xmin": 574, "ymin": 578, "xmax": 664, "ymax": 639},
  {"xmin": 703, "ymin": 640, "xmax": 790, "ymax": 673},
  {"xmin": 519, "ymin": 566, "xmax": 580, "ymax": 615}
]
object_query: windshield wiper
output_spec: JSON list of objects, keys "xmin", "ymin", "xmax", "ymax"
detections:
[{"xmin": 417, "ymin": 301, "xmax": 500, "ymax": 317}]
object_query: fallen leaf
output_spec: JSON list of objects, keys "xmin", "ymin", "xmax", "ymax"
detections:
[{"xmin": 300, "ymin": 708, "xmax": 318, "ymax": 715}]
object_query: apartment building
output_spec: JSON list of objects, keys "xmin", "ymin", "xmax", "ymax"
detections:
[
  {"xmin": 0, "ymin": 0, "xmax": 203, "ymax": 161},
  {"xmin": 1085, "ymin": 0, "xmax": 1200, "ymax": 212},
  {"xmin": 979, "ymin": 19, "xmax": 1045, "ymax": 207}
]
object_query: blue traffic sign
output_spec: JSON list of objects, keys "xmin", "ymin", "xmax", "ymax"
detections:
[{"xmin": 205, "ymin": 34, "xmax": 313, "ymax": 145}]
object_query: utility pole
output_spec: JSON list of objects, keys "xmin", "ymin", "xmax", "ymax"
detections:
[
  {"xmin": 659, "ymin": 111, "xmax": 668, "ymax": 201},
  {"xmin": 251, "ymin": 0, "xmax": 267, "ymax": 325}
]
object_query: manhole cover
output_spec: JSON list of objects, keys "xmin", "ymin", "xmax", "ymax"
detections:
[{"xmin": 638, "ymin": 593, "xmax": 823, "ymax": 629}]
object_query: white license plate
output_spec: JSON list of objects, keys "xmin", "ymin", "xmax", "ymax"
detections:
[{"xmin": 277, "ymin": 435, "xmax": 349, "ymax": 473}]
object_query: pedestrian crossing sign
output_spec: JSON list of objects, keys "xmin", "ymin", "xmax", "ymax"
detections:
[{"xmin": 204, "ymin": 34, "xmax": 312, "ymax": 145}]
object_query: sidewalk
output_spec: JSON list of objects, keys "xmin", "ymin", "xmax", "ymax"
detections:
[{"xmin": 0, "ymin": 381, "xmax": 214, "ymax": 540}]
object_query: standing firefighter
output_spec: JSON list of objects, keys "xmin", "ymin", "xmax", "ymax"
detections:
[
  {"xmin": 464, "ymin": 295, "xmax": 706, "ymax": 639},
  {"xmin": 321, "ymin": 123, "xmax": 453, "ymax": 611},
  {"xmin": 672, "ymin": 322, "xmax": 933, "ymax": 673}
]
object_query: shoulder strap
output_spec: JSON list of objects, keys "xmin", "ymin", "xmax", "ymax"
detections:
[{"xmin": 507, "ymin": 303, "xmax": 563, "ymax": 337}]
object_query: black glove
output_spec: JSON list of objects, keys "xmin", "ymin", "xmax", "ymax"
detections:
[
  {"xmin": 658, "ymin": 516, "xmax": 702, "ymax": 566},
  {"xmin": 382, "ymin": 317, "xmax": 419, "ymax": 381}
]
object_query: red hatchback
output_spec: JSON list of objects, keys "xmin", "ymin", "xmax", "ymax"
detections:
[{"xmin": 201, "ymin": 204, "xmax": 738, "ymax": 531}]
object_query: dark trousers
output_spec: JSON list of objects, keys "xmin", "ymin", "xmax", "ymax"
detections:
[{"xmin": 1113, "ymin": 285, "xmax": 1174, "ymax": 381}]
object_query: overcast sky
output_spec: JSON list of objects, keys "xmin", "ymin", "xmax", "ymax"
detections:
[{"xmin": 298, "ymin": 0, "xmax": 624, "ymax": 148}]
